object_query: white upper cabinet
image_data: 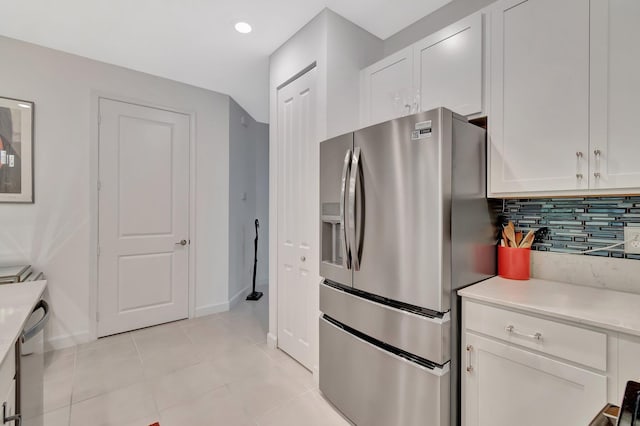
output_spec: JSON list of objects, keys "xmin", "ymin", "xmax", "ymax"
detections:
[
  {"xmin": 360, "ymin": 47, "xmax": 414, "ymax": 127},
  {"xmin": 589, "ymin": 0, "xmax": 640, "ymax": 191},
  {"xmin": 488, "ymin": 0, "xmax": 590, "ymax": 195},
  {"xmin": 414, "ymin": 12, "xmax": 483, "ymax": 116},
  {"xmin": 489, "ymin": 0, "xmax": 640, "ymax": 196},
  {"xmin": 360, "ymin": 13, "xmax": 484, "ymax": 128}
]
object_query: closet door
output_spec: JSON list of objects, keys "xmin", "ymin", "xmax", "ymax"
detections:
[
  {"xmin": 590, "ymin": 0, "xmax": 640, "ymax": 190},
  {"xmin": 276, "ymin": 68, "xmax": 318, "ymax": 369}
]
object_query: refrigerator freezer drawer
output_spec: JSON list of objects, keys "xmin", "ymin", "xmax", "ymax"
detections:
[
  {"xmin": 320, "ymin": 281, "xmax": 450, "ymax": 364},
  {"xmin": 320, "ymin": 316, "xmax": 449, "ymax": 426}
]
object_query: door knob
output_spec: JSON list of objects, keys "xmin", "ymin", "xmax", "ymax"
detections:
[
  {"xmin": 175, "ymin": 240, "xmax": 188, "ymax": 246},
  {"xmin": 300, "ymin": 256, "xmax": 306, "ymax": 262}
]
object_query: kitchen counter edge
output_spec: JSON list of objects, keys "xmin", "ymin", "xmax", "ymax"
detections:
[{"xmin": 458, "ymin": 276, "xmax": 640, "ymax": 337}]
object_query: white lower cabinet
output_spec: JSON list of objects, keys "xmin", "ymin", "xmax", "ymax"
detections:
[
  {"xmin": 618, "ymin": 334, "xmax": 640, "ymax": 401},
  {"xmin": 2, "ymin": 380, "xmax": 17, "ymax": 426},
  {"xmin": 0, "ymin": 353, "xmax": 17, "ymax": 426},
  {"xmin": 463, "ymin": 332, "xmax": 607, "ymax": 426}
]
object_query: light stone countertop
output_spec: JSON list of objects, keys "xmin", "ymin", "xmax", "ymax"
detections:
[
  {"xmin": 458, "ymin": 276, "xmax": 640, "ymax": 337},
  {"xmin": 0, "ymin": 280, "xmax": 47, "ymax": 366}
]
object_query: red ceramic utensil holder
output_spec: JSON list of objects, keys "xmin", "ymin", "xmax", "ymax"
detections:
[{"xmin": 498, "ymin": 246, "xmax": 531, "ymax": 280}]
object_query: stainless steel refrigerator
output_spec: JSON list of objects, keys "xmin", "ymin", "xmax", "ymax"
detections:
[{"xmin": 319, "ymin": 108, "xmax": 496, "ymax": 426}]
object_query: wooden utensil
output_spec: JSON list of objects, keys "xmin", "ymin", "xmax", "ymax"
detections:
[
  {"xmin": 519, "ymin": 230, "xmax": 535, "ymax": 248},
  {"xmin": 503, "ymin": 225, "xmax": 518, "ymax": 248},
  {"xmin": 515, "ymin": 231, "xmax": 523, "ymax": 246}
]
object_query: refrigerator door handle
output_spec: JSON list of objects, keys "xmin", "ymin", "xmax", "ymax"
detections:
[
  {"xmin": 340, "ymin": 149, "xmax": 352, "ymax": 269},
  {"xmin": 349, "ymin": 147, "xmax": 361, "ymax": 271}
]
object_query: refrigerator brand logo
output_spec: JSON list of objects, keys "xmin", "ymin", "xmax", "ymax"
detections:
[{"xmin": 411, "ymin": 120, "xmax": 432, "ymax": 141}]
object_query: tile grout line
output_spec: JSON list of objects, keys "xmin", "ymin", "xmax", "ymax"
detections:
[
  {"xmin": 65, "ymin": 344, "xmax": 78, "ymax": 426},
  {"xmin": 129, "ymin": 331, "xmax": 162, "ymax": 422}
]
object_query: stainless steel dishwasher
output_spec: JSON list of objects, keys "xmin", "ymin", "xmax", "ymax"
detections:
[{"xmin": 16, "ymin": 299, "xmax": 49, "ymax": 426}]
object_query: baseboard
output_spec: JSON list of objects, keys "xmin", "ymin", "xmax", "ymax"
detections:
[
  {"xmin": 229, "ymin": 285, "xmax": 251, "ymax": 310},
  {"xmin": 45, "ymin": 331, "xmax": 92, "ymax": 352},
  {"xmin": 195, "ymin": 301, "xmax": 230, "ymax": 318},
  {"xmin": 267, "ymin": 332, "xmax": 278, "ymax": 349}
]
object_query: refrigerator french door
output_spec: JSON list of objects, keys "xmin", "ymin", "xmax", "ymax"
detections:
[
  {"xmin": 319, "ymin": 107, "xmax": 495, "ymax": 426},
  {"xmin": 321, "ymin": 108, "xmax": 452, "ymax": 312}
]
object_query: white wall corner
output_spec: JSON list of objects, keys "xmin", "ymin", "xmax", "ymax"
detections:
[
  {"xmin": 195, "ymin": 301, "xmax": 230, "ymax": 318},
  {"xmin": 229, "ymin": 285, "xmax": 251, "ymax": 310},
  {"xmin": 267, "ymin": 332, "xmax": 278, "ymax": 349},
  {"xmin": 45, "ymin": 331, "xmax": 92, "ymax": 352}
]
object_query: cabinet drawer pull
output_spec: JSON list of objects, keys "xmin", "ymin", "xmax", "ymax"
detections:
[
  {"xmin": 576, "ymin": 152, "xmax": 584, "ymax": 181},
  {"xmin": 505, "ymin": 325, "xmax": 543, "ymax": 341},
  {"xmin": 593, "ymin": 149, "xmax": 602, "ymax": 179},
  {"xmin": 466, "ymin": 344, "xmax": 473, "ymax": 373}
]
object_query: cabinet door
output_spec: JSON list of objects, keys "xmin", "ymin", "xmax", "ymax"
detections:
[
  {"xmin": 463, "ymin": 333, "xmax": 607, "ymax": 426},
  {"xmin": 619, "ymin": 334, "xmax": 640, "ymax": 403},
  {"xmin": 414, "ymin": 12, "xmax": 483, "ymax": 116},
  {"xmin": 2, "ymin": 380, "xmax": 16, "ymax": 426},
  {"xmin": 488, "ymin": 0, "xmax": 590, "ymax": 195},
  {"xmin": 590, "ymin": 0, "xmax": 640, "ymax": 190},
  {"xmin": 360, "ymin": 47, "xmax": 414, "ymax": 127}
]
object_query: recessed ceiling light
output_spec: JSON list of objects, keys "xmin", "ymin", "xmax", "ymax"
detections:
[{"xmin": 235, "ymin": 22, "xmax": 252, "ymax": 34}]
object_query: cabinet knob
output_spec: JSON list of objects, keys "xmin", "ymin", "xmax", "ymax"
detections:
[{"xmin": 300, "ymin": 256, "xmax": 306, "ymax": 262}]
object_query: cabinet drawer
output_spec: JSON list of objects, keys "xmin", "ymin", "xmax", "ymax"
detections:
[
  {"xmin": 0, "ymin": 352, "xmax": 16, "ymax": 397},
  {"xmin": 465, "ymin": 301, "xmax": 606, "ymax": 370}
]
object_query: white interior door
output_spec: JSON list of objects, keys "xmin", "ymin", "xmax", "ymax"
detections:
[
  {"xmin": 98, "ymin": 98, "xmax": 190, "ymax": 337},
  {"xmin": 277, "ymin": 68, "xmax": 317, "ymax": 370}
]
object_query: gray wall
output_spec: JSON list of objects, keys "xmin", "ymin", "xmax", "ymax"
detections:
[
  {"xmin": 325, "ymin": 11, "xmax": 383, "ymax": 137},
  {"xmin": 0, "ymin": 35, "xmax": 231, "ymax": 347},
  {"xmin": 255, "ymin": 122, "xmax": 269, "ymax": 287},
  {"xmin": 383, "ymin": 0, "xmax": 497, "ymax": 56},
  {"xmin": 228, "ymin": 99, "xmax": 269, "ymax": 302}
]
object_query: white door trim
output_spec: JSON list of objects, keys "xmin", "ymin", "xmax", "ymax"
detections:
[{"xmin": 89, "ymin": 91, "xmax": 197, "ymax": 341}]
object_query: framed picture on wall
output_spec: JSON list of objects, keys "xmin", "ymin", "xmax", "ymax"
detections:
[{"xmin": 0, "ymin": 96, "xmax": 34, "ymax": 203}]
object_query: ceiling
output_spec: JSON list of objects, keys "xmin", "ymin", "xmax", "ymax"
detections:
[{"xmin": 0, "ymin": 0, "xmax": 452, "ymax": 123}]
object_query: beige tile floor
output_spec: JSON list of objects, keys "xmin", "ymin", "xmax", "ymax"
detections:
[{"xmin": 41, "ymin": 289, "xmax": 350, "ymax": 426}]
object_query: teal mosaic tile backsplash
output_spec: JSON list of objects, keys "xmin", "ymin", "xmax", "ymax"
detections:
[{"xmin": 501, "ymin": 196, "xmax": 640, "ymax": 259}]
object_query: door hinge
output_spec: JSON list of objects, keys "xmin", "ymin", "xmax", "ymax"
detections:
[
  {"xmin": 97, "ymin": 181, "xmax": 102, "ymax": 191},
  {"xmin": 97, "ymin": 246, "xmax": 101, "ymax": 257}
]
